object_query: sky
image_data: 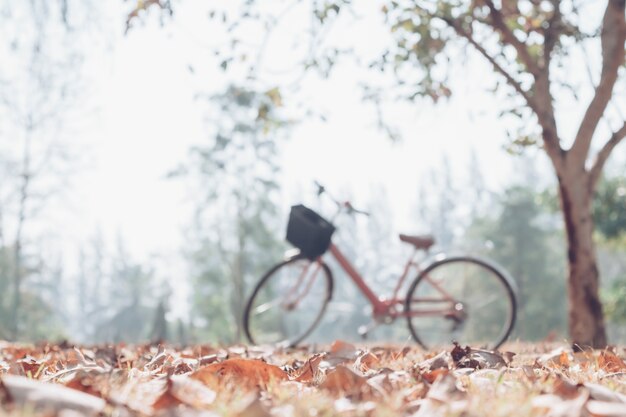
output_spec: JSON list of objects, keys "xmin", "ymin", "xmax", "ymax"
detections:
[
  {"xmin": 4, "ymin": 1, "xmax": 623, "ymax": 319},
  {"xmin": 67, "ymin": 0, "xmax": 519, "ymax": 259}
]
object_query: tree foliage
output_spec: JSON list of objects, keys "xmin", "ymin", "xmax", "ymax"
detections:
[
  {"xmin": 594, "ymin": 175, "xmax": 626, "ymax": 240},
  {"xmin": 178, "ymin": 85, "xmax": 289, "ymax": 342},
  {"xmin": 469, "ymin": 185, "xmax": 568, "ymax": 340}
]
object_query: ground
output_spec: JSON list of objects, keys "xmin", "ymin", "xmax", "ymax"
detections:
[{"xmin": 0, "ymin": 340, "xmax": 625, "ymax": 416}]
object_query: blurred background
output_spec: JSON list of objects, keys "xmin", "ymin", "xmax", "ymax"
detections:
[{"xmin": 0, "ymin": 0, "xmax": 624, "ymax": 345}]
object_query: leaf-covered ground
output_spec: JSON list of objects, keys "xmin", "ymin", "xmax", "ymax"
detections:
[{"xmin": 0, "ymin": 341, "xmax": 625, "ymax": 417}]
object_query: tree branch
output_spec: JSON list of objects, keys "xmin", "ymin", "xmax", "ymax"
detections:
[
  {"xmin": 441, "ymin": 16, "xmax": 564, "ymax": 169},
  {"xmin": 570, "ymin": 0, "xmax": 626, "ymax": 167},
  {"xmin": 590, "ymin": 121, "xmax": 626, "ymax": 188},
  {"xmin": 441, "ymin": 17, "xmax": 534, "ymax": 106},
  {"xmin": 543, "ymin": 0, "xmax": 562, "ymax": 65},
  {"xmin": 484, "ymin": 0, "xmax": 541, "ymax": 76}
]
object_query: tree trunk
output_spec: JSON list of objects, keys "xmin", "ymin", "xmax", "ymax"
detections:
[
  {"xmin": 558, "ymin": 169, "xmax": 607, "ymax": 349},
  {"xmin": 11, "ymin": 134, "xmax": 32, "ymax": 341}
]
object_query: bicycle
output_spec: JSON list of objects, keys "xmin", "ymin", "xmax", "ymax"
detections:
[{"xmin": 243, "ymin": 182, "xmax": 517, "ymax": 350}]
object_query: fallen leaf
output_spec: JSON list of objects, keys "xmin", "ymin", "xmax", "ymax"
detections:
[
  {"xmin": 354, "ymin": 351, "xmax": 380, "ymax": 373},
  {"xmin": 426, "ymin": 373, "xmax": 465, "ymax": 402},
  {"xmin": 330, "ymin": 340, "xmax": 356, "ymax": 355},
  {"xmin": 586, "ymin": 400, "xmax": 626, "ymax": 417},
  {"xmin": 422, "ymin": 368, "xmax": 449, "ymax": 384},
  {"xmin": 451, "ymin": 343, "xmax": 471, "ymax": 363},
  {"xmin": 468, "ymin": 349, "xmax": 508, "ymax": 369},
  {"xmin": 152, "ymin": 378, "xmax": 182, "ymax": 410},
  {"xmin": 326, "ymin": 340, "xmax": 358, "ymax": 365},
  {"xmin": 191, "ymin": 358, "xmax": 288, "ymax": 390},
  {"xmin": 320, "ymin": 365, "xmax": 368, "ymax": 395},
  {"xmin": 16, "ymin": 356, "xmax": 46, "ymax": 377},
  {"xmin": 583, "ymin": 383, "xmax": 626, "ymax": 403},
  {"xmin": 598, "ymin": 350, "xmax": 626, "ymax": 373},
  {"xmin": 418, "ymin": 351, "xmax": 451, "ymax": 372},
  {"xmin": 198, "ymin": 354, "xmax": 219, "ymax": 367},
  {"xmin": 539, "ymin": 347, "xmax": 572, "ymax": 368},
  {"xmin": 152, "ymin": 375, "xmax": 216, "ymax": 410},
  {"xmin": 522, "ymin": 365, "xmax": 537, "ymax": 382},
  {"xmin": 412, "ymin": 374, "xmax": 466, "ymax": 417},
  {"xmin": 292, "ymin": 353, "xmax": 324, "ymax": 383},
  {"xmin": 532, "ymin": 391, "xmax": 589, "ymax": 417},
  {"xmin": 366, "ymin": 373, "xmax": 394, "ymax": 397},
  {"xmin": 449, "ymin": 344, "xmax": 507, "ymax": 369},
  {"xmin": 552, "ymin": 376, "xmax": 580, "ymax": 399},
  {"xmin": 1, "ymin": 374, "xmax": 106, "ymax": 415},
  {"xmin": 64, "ymin": 371, "xmax": 105, "ymax": 398}
]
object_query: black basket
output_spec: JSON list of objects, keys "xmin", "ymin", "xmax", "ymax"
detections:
[{"xmin": 286, "ymin": 204, "xmax": 335, "ymax": 260}]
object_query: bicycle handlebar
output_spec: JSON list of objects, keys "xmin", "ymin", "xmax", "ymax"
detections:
[{"xmin": 314, "ymin": 181, "xmax": 370, "ymax": 217}]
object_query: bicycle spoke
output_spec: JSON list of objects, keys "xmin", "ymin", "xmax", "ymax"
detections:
[
  {"xmin": 251, "ymin": 298, "xmax": 282, "ymax": 316},
  {"xmin": 471, "ymin": 295, "xmax": 499, "ymax": 310}
]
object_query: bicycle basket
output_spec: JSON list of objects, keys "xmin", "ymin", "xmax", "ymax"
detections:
[{"xmin": 286, "ymin": 204, "xmax": 336, "ymax": 260}]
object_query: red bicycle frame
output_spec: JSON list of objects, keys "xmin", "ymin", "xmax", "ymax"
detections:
[{"xmin": 325, "ymin": 242, "xmax": 457, "ymax": 320}]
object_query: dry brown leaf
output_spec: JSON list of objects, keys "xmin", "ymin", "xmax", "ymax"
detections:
[
  {"xmin": 426, "ymin": 373, "xmax": 465, "ymax": 402},
  {"xmin": 451, "ymin": 343, "xmax": 471, "ymax": 363},
  {"xmin": 292, "ymin": 353, "xmax": 324, "ymax": 383},
  {"xmin": 152, "ymin": 378, "xmax": 182, "ymax": 410},
  {"xmin": 598, "ymin": 351, "xmax": 626, "ymax": 373},
  {"xmin": 553, "ymin": 376, "xmax": 581, "ymax": 399},
  {"xmin": 319, "ymin": 365, "xmax": 368, "ymax": 396},
  {"xmin": 354, "ymin": 352, "xmax": 380, "ymax": 373},
  {"xmin": 468, "ymin": 349, "xmax": 509, "ymax": 369},
  {"xmin": 449, "ymin": 344, "xmax": 507, "ymax": 370},
  {"xmin": 365, "ymin": 373, "xmax": 394, "ymax": 397},
  {"xmin": 16, "ymin": 356, "xmax": 47, "ymax": 377},
  {"xmin": 522, "ymin": 365, "xmax": 538, "ymax": 382},
  {"xmin": 326, "ymin": 340, "xmax": 358, "ymax": 365},
  {"xmin": 422, "ymin": 368, "xmax": 450, "ymax": 384},
  {"xmin": 191, "ymin": 358, "xmax": 288, "ymax": 390},
  {"xmin": 330, "ymin": 340, "xmax": 356, "ymax": 354},
  {"xmin": 64, "ymin": 372, "xmax": 105, "ymax": 399},
  {"xmin": 152, "ymin": 375, "xmax": 216, "ymax": 411},
  {"xmin": 418, "ymin": 351, "xmax": 451, "ymax": 372},
  {"xmin": 539, "ymin": 347, "xmax": 572, "ymax": 368},
  {"xmin": 198, "ymin": 354, "xmax": 219, "ymax": 367}
]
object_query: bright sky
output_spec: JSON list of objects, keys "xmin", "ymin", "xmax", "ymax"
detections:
[{"xmin": 55, "ymin": 2, "xmax": 535, "ymax": 314}]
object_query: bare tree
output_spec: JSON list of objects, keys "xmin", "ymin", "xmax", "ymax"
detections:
[{"xmin": 0, "ymin": 0, "xmax": 93, "ymax": 339}]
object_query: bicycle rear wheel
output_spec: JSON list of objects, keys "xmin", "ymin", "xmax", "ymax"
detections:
[
  {"xmin": 243, "ymin": 255, "xmax": 333, "ymax": 347},
  {"xmin": 405, "ymin": 256, "xmax": 516, "ymax": 350}
]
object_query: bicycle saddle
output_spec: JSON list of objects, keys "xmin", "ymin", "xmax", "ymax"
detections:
[{"xmin": 398, "ymin": 234, "xmax": 435, "ymax": 250}]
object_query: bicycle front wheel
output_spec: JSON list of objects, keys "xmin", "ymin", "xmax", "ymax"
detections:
[
  {"xmin": 405, "ymin": 256, "xmax": 516, "ymax": 350},
  {"xmin": 243, "ymin": 255, "xmax": 333, "ymax": 347}
]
